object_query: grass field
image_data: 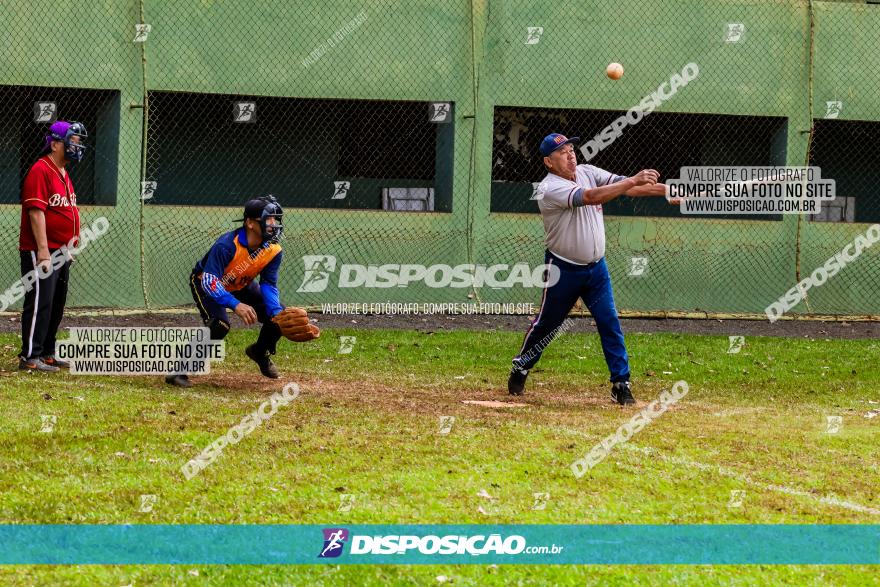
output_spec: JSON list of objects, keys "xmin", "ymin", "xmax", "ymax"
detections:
[{"xmin": 1, "ymin": 324, "xmax": 879, "ymax": 585}]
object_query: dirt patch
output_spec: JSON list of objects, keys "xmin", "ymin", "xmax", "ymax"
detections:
[
  {"xmin": 462, "ymin": 400, "xmax": 528, "ymax": 408},
  {"xmin": 214, "ymin": 373, "xmax": 665, "ymax": 425},
  {"xmin": 193, "ymin": 372, "xmax": 297, "ymax": 394},
  {"xmin": 168, "ymin": 369, "xmax": 626, "ymax": 421},
  {"xmin": 0, "ymin": 309, "xmax": 876, "ymax": 339}
]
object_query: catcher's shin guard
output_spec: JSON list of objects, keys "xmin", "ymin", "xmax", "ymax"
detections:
[
  {"xmin": 256, "ymin": 322, "xmax": 282, "ymax": 355},
  {"xmin": 208, "ymin": 318, "xmax": 230, "ymax": 340}
]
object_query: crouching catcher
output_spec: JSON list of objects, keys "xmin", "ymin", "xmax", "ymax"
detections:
[{"xmin": 165, "ymin": 195, "xmax": 319, "ymax": 387}]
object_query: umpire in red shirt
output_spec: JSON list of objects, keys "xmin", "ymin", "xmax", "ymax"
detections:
[{"xmin": 18, "ymin": 120, "xmax": 87, "ymax": 372}]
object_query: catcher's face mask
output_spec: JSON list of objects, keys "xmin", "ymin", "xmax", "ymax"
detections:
[
  {"xmin": 257, "ymin": 198, "xmax": 283, "ymax": 242},
  {"xmin": 241, "ymin": 195, "xmax": 284, "ymax": 243}
]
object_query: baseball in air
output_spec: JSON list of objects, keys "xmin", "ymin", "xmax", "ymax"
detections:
[{"xmin": 606, "ymin": 62, "xmax": 624, "ymax": 80}]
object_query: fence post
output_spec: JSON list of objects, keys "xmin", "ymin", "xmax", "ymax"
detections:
[{"xmin": 137, "ymin": 0, "xmax": 150, "ymax": 310}]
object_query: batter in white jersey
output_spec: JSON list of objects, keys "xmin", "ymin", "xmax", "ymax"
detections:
[
  {"xmin": 537, "ymin": 164, "xmax": 628, "ymax": 265},
  {"xmin": 508, "ymin": 133, "xmax": 675, "ymax": 406}
]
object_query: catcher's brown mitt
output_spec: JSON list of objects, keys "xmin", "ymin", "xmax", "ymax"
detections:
[{"xmin": 272, "ymin": 307, "xmax": 320, "ymax": 342}]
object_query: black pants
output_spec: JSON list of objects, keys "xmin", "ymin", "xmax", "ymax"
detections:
[
  {"xmin": 20, "ymin": 250, "xmax": 70, "ymax": 360},
  {"xmin": 189, "ymin": 273, "xmax": 282, "ymax": 354}
]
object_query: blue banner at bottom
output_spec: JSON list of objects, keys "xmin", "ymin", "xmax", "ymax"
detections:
[{"xmin": 1, "ymin": 525, "xmax": 878, "ymax": 565}]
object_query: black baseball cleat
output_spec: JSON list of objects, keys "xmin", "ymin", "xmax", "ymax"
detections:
[
  {"xmin": 165, "ymin": 374, "xmax": 191, "ymax": 388},
  {"xmin": 508, "ymin": 368, "xmax": 528, "ymax": 395},
  {"xmin": 246, "ymin": 344, "xmax": 280, "ymax": 379},
  {"xmin": 611, "ymin": 381, "xmax": 636, "ymax": 405}
]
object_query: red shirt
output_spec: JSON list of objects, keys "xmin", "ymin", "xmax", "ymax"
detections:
[{"xmin": 19, "ymin": 156, "xmax": 80, "ymax": 251}]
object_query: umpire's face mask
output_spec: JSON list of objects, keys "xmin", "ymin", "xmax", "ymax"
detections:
[
  {"xmin": 65, "ymin": 137, "xmax": 86, "ymax": 163},
  {"xmin": 63, "ymin": 123, "xmax": 89, "ymax": 163}
]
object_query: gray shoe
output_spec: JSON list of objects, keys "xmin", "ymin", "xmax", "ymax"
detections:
[
  {"xmin": 19, "ymin": 357, "xmax": 60, "ymax": 373},
  {"xmin": 165, "ymin": 374, "xmax": 191, "ymax": 388},
  {"xmin": 41, "ymin": 355, "xmax": 70, "ymax": 369}
]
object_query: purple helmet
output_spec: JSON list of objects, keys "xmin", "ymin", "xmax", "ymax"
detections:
[{"xmin": 43, "ymin": 120, "xmax": 88, "ymax": 162}]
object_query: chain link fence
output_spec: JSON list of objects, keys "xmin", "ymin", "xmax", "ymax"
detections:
[
  {"xmin": 0, "ymin": 1, "xmax": 143, "ymax": 309},
  {"xmin": 138, "ymin": 0, "xmax": 473, "ymax": 309},
  {"xmin": 2, "ymin": 0, "xmax": 879, "ymax": 317}
]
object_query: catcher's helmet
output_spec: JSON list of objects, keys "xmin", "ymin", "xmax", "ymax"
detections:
[
  {"xmin": 43, "ymin": 120, "xmax": 88, "ymax": 162},
  {"xmin": 240, "ymin": 195, "xmax": 283, "ymax": 242}
]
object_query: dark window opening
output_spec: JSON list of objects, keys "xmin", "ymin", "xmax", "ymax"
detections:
[
  {"xmin": 810, "ymin": 119, "xmax": 880, "ymax": 224},
  {"xmin": 0, "ymin": 85, "xmax": 120, "ymax": 205},
  {"xmin": 146, "ymin": 93, "xmax": 454, "ymax": 212},
  {"xmin": 491, "ymin": 106, "xmax": 787, "ymax": 220}
]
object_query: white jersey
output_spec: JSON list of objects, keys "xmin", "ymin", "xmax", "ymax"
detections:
[{"xmin": 536, "ymin": 164, "xmax": 627, "ymax": 265}]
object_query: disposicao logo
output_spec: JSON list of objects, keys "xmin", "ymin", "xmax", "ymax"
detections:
[
  {"xmin": 317, "ymin": 531, "xmax": 537, "ymax": 557},
  {"xmin": 296, "ymin": 256, "xmax": 560, "ymax": 292},
  {"xmin": 318, "ymin": 528, "xmax": 349, "ymax": 558}
]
